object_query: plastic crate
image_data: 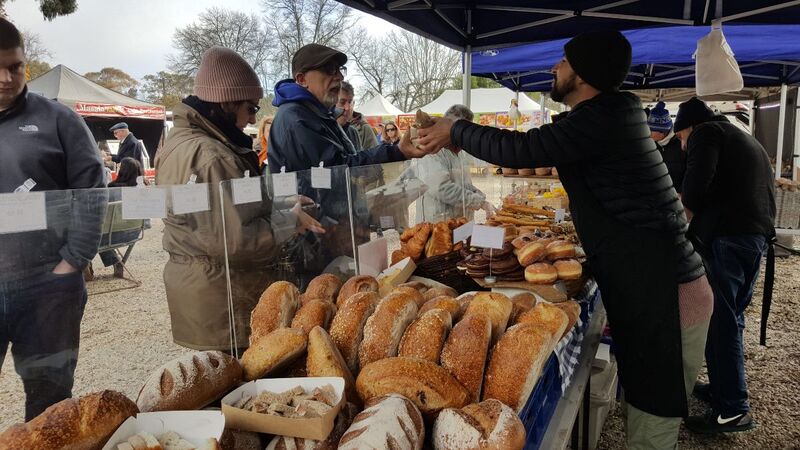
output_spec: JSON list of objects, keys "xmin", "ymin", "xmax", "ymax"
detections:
[{"xmin": 519, "ymin": 354, "xmax": 562, "ymax": 450}]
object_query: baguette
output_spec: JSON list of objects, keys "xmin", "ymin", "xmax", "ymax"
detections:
[
  {"xmin": 433, "ymin": 399, "xmax": 526, "ymax": 450},
  {"xmin": 356, "ymin": 357, "xmax": 471, "ymax": 417},
  {"xmin": 462, "ymin": 292, "xmax": 513, "ymax": 343},
  {"xmin": 439, "ymin": 314, "xmax": 492, "ymax": 403},
  {"xmin": 358, "ymin": 293, "xmax": 418, "ymax": 369},
  {"xmin": 338, "ymin": 394, "xmax": 424, "ymax": 450},
  {"xmin": 482, "ymin": 324, "xmax": 553, "ymax": 411},
  {"xmin": 0, "ymin": 390, "xmax": 138, "ymax": 450},
  {"xmin": 516, "ymin": 302, "xmax": 569, "ymax": 347},
  {"xmin": 136, "ymin": 351, "xmax": 242, "ymax": 412},
  {"xmin": 302, "ymin": 273, "xmax": 343, "ymax": 304},
  {"xmin": 418, "ymin": 296, "xmax": 461, "ymax": 321},
  {"xmin": 291, "ymin": 299, "xmax": 336, "ymax": 335},
  {"xmin": 336, "ymin": 275, "xmax": 379, "ymax": 307},
  {"xmin": 329, "ymin": 291, "xmax": 380, "ymax": 373},
  {"xmin": 307, "ymin": 327, "xmax": 358, "ymax": 406},
  {"xmin": 398, "ymin": 309, "xmax": 452, "ymax": 362},
  {"xmin": 250, "ymin": 281, "xmax": 301, "ymax": 345},
  {"xmin": 241, "ymin": 328, "xmax": 307, "ymax": 381}
]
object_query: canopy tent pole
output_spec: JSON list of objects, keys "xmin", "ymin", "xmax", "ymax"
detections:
[
  {"xmin": 794, "ymin": 88, "xmax": 800, "ymax": 181},
  {"xmin": 463, "ymin": 46, "xmax": 472, "ymax": 108},
  {"xmin": 775, "ymin": 83, "xmax": 788, "ymax": 180},
  {"xmin": 540, "ymin": 93, "xmax": 547, "ymax": 126}
]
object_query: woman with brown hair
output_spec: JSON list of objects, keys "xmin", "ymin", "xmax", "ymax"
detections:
[
  {"xmin": 381, "ymin": 121, "xmax": 400, "ymax": 144},
  {"xmin": 256, "ymin": 115, "xmax": 274, "ymax": 168}
]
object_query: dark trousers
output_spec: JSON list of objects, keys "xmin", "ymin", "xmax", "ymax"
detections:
[
  {"xmin": 705, "ymin": 234, "xmax": 767, "ymax": 416},
  {"xmin": 0, "ymin": 270, "xmax": 87, "ymax": 420}
]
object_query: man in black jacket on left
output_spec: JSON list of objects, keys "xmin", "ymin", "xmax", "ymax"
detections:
[{"xmin": 110, "ymin": 121, "xmax": 145, "ymax": 167}]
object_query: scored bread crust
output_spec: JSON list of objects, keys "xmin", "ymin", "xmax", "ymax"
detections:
[
  {"xmin": 250, "ymin": 281, "xmax": 301, "ymax": 345},
  {"xmin": 336, "ymin": 275, "xmax": 379, "ymax": 308},
  {"xmin": 440, "ymin": 314, "xmax": 492, "ymax": 403},
  {"xmin": 291, "ymin": 299, "xmax": 336, "ymax": 335},
  {"xmin": 398, "ymin": 309, "xmax": 453, "ymax": 362},
  {"xmin": 482, "ymin": 324, "xmax": 553, "ymax": 411},
  {"xmin": 358, "ymin": 293, "xmax": 418, "ymax": 369},
  {"xmin": 241, "ymin": 328, "xmax": 307, "ymax": 381},
  {"xmin": 302, "ymin": 273, "xmax": 343, "ymax": 304},
  {"xmin": 462, "ymin": 292, "xmax": 513, "ymax": 343},
  {"xmin": 433, "ymin": 399, "xmax": 526, "ymax": 450},
  {"xmin": 329, "ymin": 291, "xmax": 380, "ymax": 374},
  {"xmin": 418, "ymin": 296, "xmax": 461, "ymax": 321},
  {"xmin": 515, "ymin": 302, "xmax": 569, "ymax": 347},
  {"xmin": 136, "ymin": 351, "xmax": 242, "ymax": 412},
  {"xmin": 338, "ymin": 394, "xmax": 424, "ymax": 450},
  {"xmin": 356, "ymin": 357, "xmax": 471, "ymax": 417},
  {"xmin": 307, "ymin": 326, "xmax": 358, "ymax": 407}
]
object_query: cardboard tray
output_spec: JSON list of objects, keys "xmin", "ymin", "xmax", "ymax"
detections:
[
  {"xmin": 221, "ymin": 377, "xmax": 345, "ymax": 440},
  {"xmin": 103, "ymin": 411, "xmax": 225, "ymax": 450},
  {"xmin": 472, "ymin": 278, "xmax": 568, "ymax": 303}
]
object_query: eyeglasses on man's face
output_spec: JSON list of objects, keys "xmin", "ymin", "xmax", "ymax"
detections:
[{"xmin": 318, "ymin": 64, "xmax": 347, "ymax": 77}]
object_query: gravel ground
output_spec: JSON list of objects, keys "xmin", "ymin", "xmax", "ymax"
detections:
[{"xmin": 1, "ymin": 216, "xmax": 798, "ymax": 450}]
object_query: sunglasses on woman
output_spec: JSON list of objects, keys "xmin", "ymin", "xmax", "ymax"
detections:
[{"xmin": 386, "ymin": 127, "xmax": 397, "ymax": 132}]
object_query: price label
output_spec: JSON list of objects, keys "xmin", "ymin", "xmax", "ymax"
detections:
[
  {"xmin": 470, "ymin": 224, "xmax": 505, "ymax": 249},
  {"xmin": 554, "ymin": 208, "xmax": 566, "ymax": 223},
  {"xmin": 311, "ymin": 166, "xmax": 332, "ymax": 190},
  {"xmin": 453, "ymin": 221, "xmax": 474, "ymax": 243},
  {"xmin": 0, "ymin": 192, "xmax": 46, "ymax": 234},
  {"xmin": 171, "ymin": 183, "xmax": 210, "ymax": 215},
  {"xmin": 380, "ymin": 216, "xmax": 395, "ymax": 229},
  {"xmin": 357, "ymin": 237, "xmax": 389, "ymax": 277},
  {"xmin": 272, "ymin": 172, "xmax": 298, "ymax": 197},
  {"xmin": 232, "ymin": 177, "xmax": 262, "ymax": 205},
  {"xmin": 122, "ymin": 187, "xmax": 167, "ymax": 219}
]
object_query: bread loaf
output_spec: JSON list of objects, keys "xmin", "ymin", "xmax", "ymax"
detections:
[
  {"xmin": 398, "ymin": 309, "xmax": 452, "ymax": 362},
  {"xmin": 457, "ymin": 293, "xmax": 475, "ymax": 318},
  {"xmin": 398, "ymin": 281, "xmax": 430, "ymax": 293},
  {"xmin": 418, "ymin": 296, "xmax": 461, "ymax": 321},
  {"xmin": 0, "ymin": 390, "xmax": 138, "ymax": 450},
  {"xmin": 336, "ymin": 275, "xmax": 379, "ymax": 307},
  {"xmin": 554, "ymin": 300, "xmax": 581, "ymax": 338},
  {"xmin": 302, "ymin": 273, "xmax": 343, "ymax": 304},
  {"xmin": 291, "ymin": 299, "xmax": 336, "ymax": 335},
  {"xmin": 329, "ymin": 291, "xmax": 380, "ymax": 374},
  {"xmin": 266, "ymin": 403, "xmax": 358, "ymax": 450},
  {"xmin": 250, "ymin": 281, "xmax": 301, "ymax": 345},
  {"xmin": 425, "ymin": 221, "xmax": 453, "ymax": 258},
  {"xmin": 338, "ymin": 394, "xmax": 424, "ymax": 450},
  {"xmin": 307, "ymin": 326, "xmax": 358, "ymax": 406},
  {"xmin": 136, "ymin": 351, "xmax": 242, "ymax": 412},
  {"xmin": 241, "ymin": 328, "xmax": 307, "ymax": 381},
  {"xmin": 356, "ymin": 357, "xmax": 471, "ymax": 417},
  {"xmin": 440, "ymin": 314, "xmax": 492, "ymax": 403},
  {"xmin": 433, "ymin": 399, "xmax": 526, "ymax": 450},
  {"xmin": 482, "ymin": 324, "xmax": 553, "ymax": 411},
  {"xmin": 219, "ymin": 429, "xmax": 265, "ymax": 450},
  {"xmin": 509, "ymin": 292, "xmax": 537, "ymax": 324},
  {"xmin": 358, "ymin": 293, "xmax": 418, "ymax": 369},
  {"xmin": 423, "ymin": 286, "xmax": 459, "ymax": 301},
  {"xmin": 516, "ymin": 302, "xmax": 569, "ymax": 347},
  {"xmin": 462, "ymin": 292, "xmax": 513, "ymax": 343},
  {"xmin": 390, "ymin": 286, "xmax": 427, "ymax": 308}
]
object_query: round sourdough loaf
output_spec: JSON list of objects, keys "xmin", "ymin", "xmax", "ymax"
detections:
[
  {"xmin": 338, "ymin": 394, "xmax": 424, "ymax": 450},
  {"xmin": 433, "ymin": 399, "xmax": 526, "ymax": 450}
]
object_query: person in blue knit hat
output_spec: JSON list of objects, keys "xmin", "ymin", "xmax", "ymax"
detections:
[{"xmin": 647, "ymin": 101, "xmax": 686, "ymax": 193}]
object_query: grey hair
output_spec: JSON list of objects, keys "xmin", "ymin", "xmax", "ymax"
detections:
[
  {"xmin": 444, "ymin": 104, "xmax": 474, "ymax": 122},
  {"xmin": 340, "ymin": 81, "xmax": 355, "ymax": 96}
]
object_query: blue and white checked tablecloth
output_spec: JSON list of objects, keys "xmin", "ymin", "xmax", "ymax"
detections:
[{"xmin": 554, "ymin": 279, "xmax": 600, "ymax": 393}]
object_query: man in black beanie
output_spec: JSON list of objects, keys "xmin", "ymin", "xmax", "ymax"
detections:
[
  {"xmin": 675, "ymin": 97, "xmax": 775, "ymax": 434},
  {"xmin": 410, "ymin": 30, "xmax": 712, "ymax": 449}
]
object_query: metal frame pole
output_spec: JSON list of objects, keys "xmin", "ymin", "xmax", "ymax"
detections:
[
  {"xmin": 793, "ymin": 88, "xmax": 800, "ymax": 181},
  {"xmin": 776, "ymin": 83, "xmax": 788, "ymax": 180},
  {"xmin": 463, "ymin": 46, "xmax": 472, "ymax": 108}
]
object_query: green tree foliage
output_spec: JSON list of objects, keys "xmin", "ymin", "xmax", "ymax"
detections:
[
  {"xmin": 141, "ymin": 71, "xmax": 194, "ymax": 110},
  {"xmin": 85, "ymin": 67, "xmax": 139, "ymax": 97}
]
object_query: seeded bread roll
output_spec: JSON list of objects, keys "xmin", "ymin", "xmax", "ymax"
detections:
[
  {"xmin": 398, "ymin": 309, "xmax": 452, "ymax": 362},
  {"xmin": 336, "ymin": 275, "xmax": 379, "ymax": 307},
  {"xmin": 440, "ymin": 314, "xmax": 492, "ymax": 402},
  {"xmin": 390, "ymin": 286, "xmax": 427, "ymax": 308},
  {"xmin": 329, "ymin": 291, "xmax": 380, "ymax": 374},
  {"xmin": 241, "ymin": 328, "xmax": 307, "ymax": 381},
  {"xmin": 510, "ymin": 292, "xmax": 537, "ymax": 324},
  {"xmin": 338, "ymin": 394, "xmax": 424, "ymax": 450},
  {"xmin": 398, "ymin": 281, "xmax": 430, "ymax": 293},
  {"xmin": 0, "ymin": 390, "xmax": 138, "ymax": 450},
  {"xmin": 307, "ymin": 326, "xmax": 358, "ymax": 406},
  {"xmin": 423, "ymin": 286, "xmax": 459, "ymax": 301},
  {"xmin": 250, "ymin": 281, "xmax": 301, "ymax": 345},
  {"xmin": 482, "ymin": 324, "xmax": 553, "ymax": 411},
  {"xmin": 136, "ymin": 351, "xmax": 242, "ymax": 412},
  {"xmin": 433, "ymin": 399, "xmax": 526, "ymax": 450},
  {"xmin": 356, "ymin": 357, "xmax": 471, "ymax": 417},
  {"xmin": 358, "ymin": 293, "xmax": 418, "ymax": 369},
  {"xmin": 418, "ymin": 296, "xmax": 461, "ymax": 321},
  {"xmin": 302, "ymin": 273, "xmax": 343, "ymax": 304},
  {"xmin": 462, "ymin": 292, "xmax": 513, "ymax": 343},
  {"xmin": 516, "ymin": 302, "xmax": 569, "ymax": 348},
  {"xmin": 291, "ymin": 299, "xmax": 336, "ymax": 335}
]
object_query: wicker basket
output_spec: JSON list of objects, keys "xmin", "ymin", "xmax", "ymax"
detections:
[{"xmin": 414, "ymin": 251, "xmax": 482, "ymax": 294}]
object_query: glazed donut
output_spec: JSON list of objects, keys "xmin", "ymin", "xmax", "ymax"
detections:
[
  {"xmin": 545, "ymin": 240, "xmax": 576, "ymax": 261},
  {"xmin": 517, "ymin": 241, "xmax": 547, "ymax": 266},
  {"xmin": 554, "ymin": 259, "xmax": 582, "ymax": 280},
  {"xmin": 524, "ymin": 263, "xmax": 558, "ymax": 284}
]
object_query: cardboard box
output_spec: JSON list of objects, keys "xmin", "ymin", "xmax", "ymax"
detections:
[
  {"xmin": 377, "ymin": 257, "xmax": 417, "ymax": 296},
  {"xmin": 102, "ymin": 411, "xmax": 224, "ymax": 450},
  {"xmin": 221, "ymin": 377, "xmax": 344, "ymax": 440}
]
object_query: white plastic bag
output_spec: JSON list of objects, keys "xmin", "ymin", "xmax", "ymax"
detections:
[{"xmin": 694, "ymin": 25, "xmax": 744, "ymax": 96}]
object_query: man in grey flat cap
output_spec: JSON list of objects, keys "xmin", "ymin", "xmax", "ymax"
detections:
[{"xmin": 110, "ymin": 122, "xmax": 145, "ymax": 167}]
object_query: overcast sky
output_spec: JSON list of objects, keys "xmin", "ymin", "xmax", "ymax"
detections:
[{"xmin": 6, "ymin": 0, "xmax": 399, "ymax": 85}]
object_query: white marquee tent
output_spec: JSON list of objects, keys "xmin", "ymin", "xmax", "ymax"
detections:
[
  {"xmin": 358, "ymin": 93, "xmax": 405, "ymax": 116},
  {"xmin": 420, "ymin": 87, "xmax": 543, "ymax": 114}
]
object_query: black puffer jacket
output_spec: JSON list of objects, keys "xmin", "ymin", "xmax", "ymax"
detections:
[{"xmin": 452, "ymin": 91, "xmax": 704, "ymax": 418}]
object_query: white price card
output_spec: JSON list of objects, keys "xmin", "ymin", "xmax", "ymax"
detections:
[
  {"xmin": 357, "ymin": 238, "xmax": 389, "ymax": 277},
  {"xmin": 379, "ymin": 216, "xmax": 395, "ymax": 229},
  {"xmin": 311, "ymin": 166, "xmax": 332, "ymax": 190},
  {"xmin": 272, "ymin": 172, "xmax": 298, "ymax": 197},
  {"xmin": 232, "ymin": 177, "xmax": 262, "ymax": 205},
  {"xmin": 453, "ymin": 221, "xmax": 474, "ymax": 243},
  {"xmin": 122, "ymin": 187, "xmax": 167, "ymax": 219},
  {"xmin": 0, "ymin": 191, "xmax": 46, "ymax": 234},
  {"xmin": 171, "ymin": 183, "xmax": 210, "ymax": 215},
  {"xmin": 470, "ymin": 224, "xmax": 505, "ymax": 250},
  {"xmin": 554, "ymin": 208, "xmax": 566, "ymax": 223}
]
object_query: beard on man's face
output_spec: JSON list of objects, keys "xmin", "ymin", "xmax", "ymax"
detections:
[{"xmin": 550, "ymin": 72, "xmax": 576, "ymax": 103}]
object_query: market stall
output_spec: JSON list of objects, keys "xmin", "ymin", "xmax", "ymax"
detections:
[
  {"xmin": 357, "ymin": 93, "xmax": 405, "ymax": 130},
  {"xmin": 420, "ymin": 87, "xmax": 549, "ymax": 129},
  {"xmin": 28, "ymin": 65, "xmax": 166, "ymax": 167}
]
